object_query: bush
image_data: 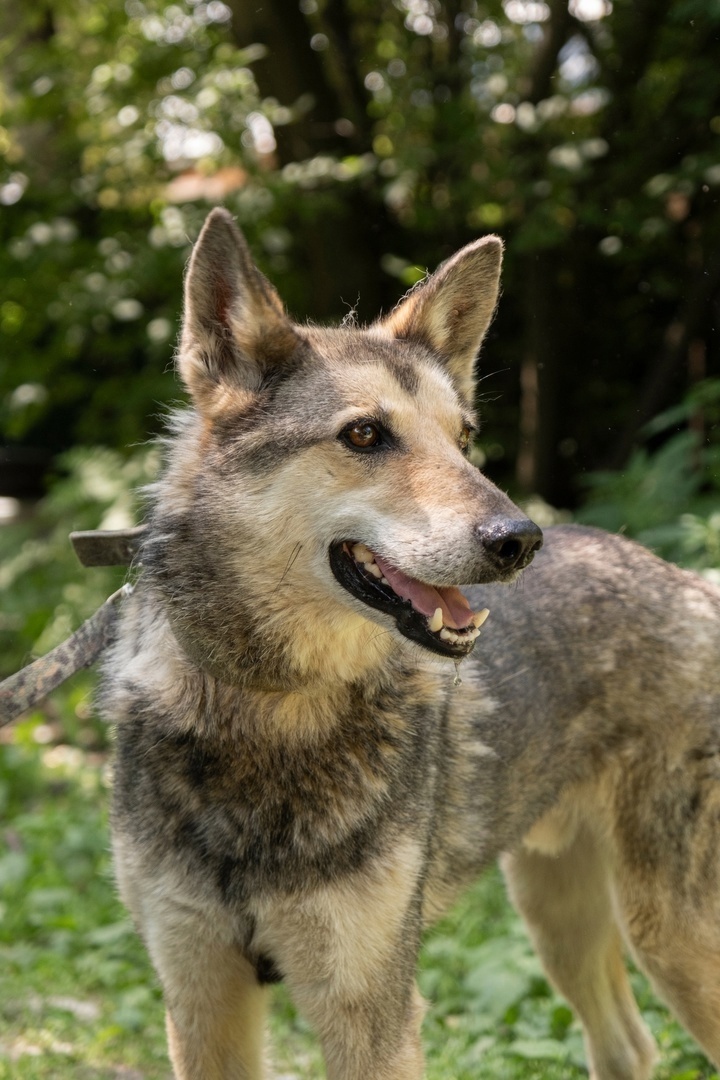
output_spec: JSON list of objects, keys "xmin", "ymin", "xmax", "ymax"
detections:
[{"xmin": 577, "ymin": 379, "xmax": 720, "ymax": 576}]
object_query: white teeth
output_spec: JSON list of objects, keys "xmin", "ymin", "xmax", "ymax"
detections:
[
  {"xmin": 348, "ymin": 544, "xmax": 486, "ymax": 645},
  {"xmin": 429, "ymin": 606, "xmax": 482, "ymax": 642},
  {"xmin": 352, "ymin": 543, "xmax": 374, "ymax": 563},
  {"xmin": 350, "ymin": 542, "xmax": 385, "ymax": 581},
  {"xmin": 439, "ymin": 624, "xmax": 480, "ymax": 645}
]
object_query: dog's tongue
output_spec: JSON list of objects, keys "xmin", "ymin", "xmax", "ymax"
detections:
[{"xmin": 374, "ymin": 556, "xmax": 474, "ymax": 629}]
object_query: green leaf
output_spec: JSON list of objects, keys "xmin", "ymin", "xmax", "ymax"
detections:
[
  {"xmin": 509, "ymin": 1037, "xmax": 571, "ymax": 1061},
  {"xmin": 0, "ymin": 851, "xmax": 29, "ymax": 889}
]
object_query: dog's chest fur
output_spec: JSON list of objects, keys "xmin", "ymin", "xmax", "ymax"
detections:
[{"xmin": 109, "ymin": 623, "xmax": 448, "ymax": 907}]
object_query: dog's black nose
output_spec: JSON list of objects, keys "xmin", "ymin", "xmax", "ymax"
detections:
[{"xmin": 477, "ymin": 517, "xmax": 543, "ymax": 572}]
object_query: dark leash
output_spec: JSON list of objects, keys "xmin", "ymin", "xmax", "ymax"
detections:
[{"xmin": 0, "ymin": 526, "xmax": 146, "ymax": 727}]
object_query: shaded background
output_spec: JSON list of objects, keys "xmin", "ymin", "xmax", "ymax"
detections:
[{"xmin": 2, "ymin": 0, "xmax": 719, "ymax": 496}]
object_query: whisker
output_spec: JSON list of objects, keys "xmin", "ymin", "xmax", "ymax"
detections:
[{"xmin": 275, "ymin": 543, "xmax": 302, "ymax": 592}]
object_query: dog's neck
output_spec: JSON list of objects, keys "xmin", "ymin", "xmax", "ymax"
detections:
[
  {"xmin": 163, "ymin": 592, "xmax": 406, "ymax": 693},
  {"xmin": 151, "ymin": 633, "xmax": 440, "ymax": 751},
  {"xmin": 106, "ymin": 580, "xmax": 448, "ymax": 743}
]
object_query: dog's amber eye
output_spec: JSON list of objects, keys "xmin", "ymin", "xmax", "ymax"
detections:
[
  {"xmin": 344, "ymin": 422, "xmax": 381, "ymax": 449},
  {"xmin": 459, "ymin": 427, "xmax": 472, "ymax": 453}
]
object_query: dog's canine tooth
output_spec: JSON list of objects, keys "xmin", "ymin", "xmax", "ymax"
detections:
[
  {"xmin": 365, "ymin": 562, "xmax": 382, "ymax": 579},
  {"xmin": 380, "ymin": 577, "xmax": 389, "ymax": 586},
  {"xmin": 472, "ymin": 608, "xmax": 490, "ymax": 629},
  {"xmin": 352, "ymin": 543, "xmax": 375, "ymax": 563},
  {"xmin": 428, "ymin": 607, "xmax": 443, "ymax": 633}
]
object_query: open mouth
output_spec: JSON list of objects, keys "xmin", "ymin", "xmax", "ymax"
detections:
[{"xmin": 329, "ymin": 541, "xmax": 489, "ymax": 659}]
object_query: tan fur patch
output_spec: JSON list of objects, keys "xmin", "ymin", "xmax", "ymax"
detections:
[{"xmin": 250, "ymin": 835, "xmax": 424, "ymax": 997}]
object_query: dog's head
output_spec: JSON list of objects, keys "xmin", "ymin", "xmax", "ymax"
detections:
[{"xmin": 148, "ymin": 209, "xmax": 541, "ymax": 685}]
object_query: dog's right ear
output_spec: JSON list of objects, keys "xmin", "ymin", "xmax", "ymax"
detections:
[
  {"xmin": 379, "ymin": 236, "xmax": 503, "ymax": 405},
  {"xmin": 178, "ymin": 208, "xmax": 299, "ymax": 413}
]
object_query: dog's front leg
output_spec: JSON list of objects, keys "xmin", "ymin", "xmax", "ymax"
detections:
[
  {"xmin": 323, "ymin": 982, "xmax": 426, "ymax": 1080},
  {"xmin": 140, "ymin": 902, "xmax": 269, "ymax": 1080},
  {"xmin": 252, "ymin": 837, "xmax": 427, "ymax": 1080},
  {"xmin": 291, "ymin": 973, "xmax": 426, "ymax": 1080}
]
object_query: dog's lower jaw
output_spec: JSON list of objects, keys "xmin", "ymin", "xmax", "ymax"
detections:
[{"xmin": 328, "ymin": 542, "xmax": 486, "ymax": 660}]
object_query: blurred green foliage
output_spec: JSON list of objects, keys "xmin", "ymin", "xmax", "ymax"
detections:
[
  {"xmin": 578, "ymin": 377, "xmax": 720, "ymax": 570},
  {"xmin": 0, "ymin": 729, "xmax": 169, "ymax": 1077}
]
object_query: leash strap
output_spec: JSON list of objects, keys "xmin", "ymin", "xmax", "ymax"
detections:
[
  {"xmin": 0, "ymin": 583, "xmax": 133, "ymax": 728},
  {"xmin": 70, "ymin": 525, "xmax": 146, "ymax": 567},
  {"xmin": 0, "ymin": 527, "xmax": 144, "ymax": 726}
]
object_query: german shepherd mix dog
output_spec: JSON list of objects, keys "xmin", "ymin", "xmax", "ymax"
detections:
[{"xmin": 101, "ymin": 208, "xmax": 720, "ymax": 1080}]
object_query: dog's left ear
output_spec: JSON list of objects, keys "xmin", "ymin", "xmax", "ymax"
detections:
[
  {"xmin": 380, "ymin": 236, "xmax": 503, "ymax": 403},
  {"xmin": 178, "ymin": 208, "xmax": 299, "ymax": 413}
]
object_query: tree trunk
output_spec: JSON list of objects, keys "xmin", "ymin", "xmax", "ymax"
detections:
[
  {"xmin": 226, "ymin": 0, "xmax": 349, "ymax": 163},
  {"xmin": 516, "ymin": 253, "xmax": 562, "ymax": 500},
  {"xmin": 514, "ymin": 0, "xmax": 571, "ymax": 500}
]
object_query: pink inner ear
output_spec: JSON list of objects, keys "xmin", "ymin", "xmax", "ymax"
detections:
[{"xmin": 213, "ymin": 276, "xmax": 233, "ymax": 326}]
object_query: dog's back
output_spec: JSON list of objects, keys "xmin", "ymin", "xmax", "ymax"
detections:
[
  {"xmin": 470, "ymin": 521, "xmax": 720, "ymax": 837},
  {"xmin": 461, "ymin": 524, "xmax": 720, "ymax": 1079}
]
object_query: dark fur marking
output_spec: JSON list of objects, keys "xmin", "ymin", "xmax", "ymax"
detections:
[
  {"xmin": 387, "ymin": 360, "xmax": 420, "ymax": 396},
  {"xmin": 234, "ymin": 430, "xmax": 326, "ymax": 475},
  {"xmin": 217, "ymin": 855, "xmax": 237, "ymax": 899},
  {"xmin": 185, "ymin": 742, "xmax": 214, "ymax": 788},
  {"xmin": 254, "ymin": 953, "xmax": 283, "ymax": 985},
  {"xmin": 687, "ymin": 744, "xmax": 720, "ymax": 762},
  {"xmin": 111, "ymin": 675, "xmax": 442, "ymax": 904}
]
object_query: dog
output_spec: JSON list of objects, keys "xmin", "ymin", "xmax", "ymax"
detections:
[{"xmin": 101, "ymin": 207, "xmax": 720, "ymax": 1080}]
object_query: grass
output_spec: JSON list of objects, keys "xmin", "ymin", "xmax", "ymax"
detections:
[{"xmin": 1, "ymin": 701, "xmax": 718, "ymax": 1079}]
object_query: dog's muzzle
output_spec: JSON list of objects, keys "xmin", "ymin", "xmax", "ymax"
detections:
[{"xmin": 329, "ymin": 519, "xmax": 542, "ymax": 660}]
